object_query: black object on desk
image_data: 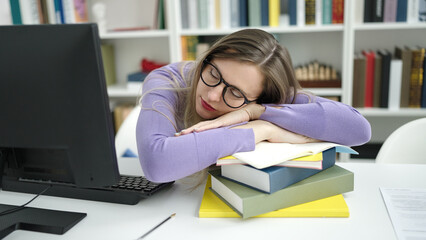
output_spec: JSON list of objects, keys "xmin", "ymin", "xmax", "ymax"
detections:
[{"xmin": 0, "ymin": 204, "xmax": 86, "ymax": 239}]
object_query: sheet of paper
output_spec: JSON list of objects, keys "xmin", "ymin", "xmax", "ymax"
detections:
[{"xmin": 380, "ymin": 188, "xmax": 426, "ymax": 240}]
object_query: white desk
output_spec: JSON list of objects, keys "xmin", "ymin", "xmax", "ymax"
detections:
[{"xmin": 1, "ymin": 159, "xmax": 426, "ymax": 240}]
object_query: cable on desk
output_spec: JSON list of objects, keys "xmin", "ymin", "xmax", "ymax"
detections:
[{"xmin": 0, "ymin": 185, "xmax": 51, "ymax": 216}]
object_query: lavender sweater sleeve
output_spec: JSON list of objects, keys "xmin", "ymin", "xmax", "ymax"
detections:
[
  {"xmin": 136, "ymin": 63, "xmax": 255, "ymax": 182},
  {"xmin": 259, "ymin": 94, "xmax": 371, "ymax": 146}
]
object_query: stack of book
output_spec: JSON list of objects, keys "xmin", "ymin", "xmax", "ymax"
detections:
[{"xmin": 199, "ymin": 142, "xmax": 357, "ymax": 219}]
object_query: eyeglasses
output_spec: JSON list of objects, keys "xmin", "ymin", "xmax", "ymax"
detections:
[{"xmin": 200, "ymin": 59, "xmax": 256, "ymax": 109}]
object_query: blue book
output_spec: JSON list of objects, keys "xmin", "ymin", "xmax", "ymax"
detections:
[
  {"xmin": 288, "ymin": 0, "xmax": 297, "ymax": 25},
  {"xmin": 9, "ymin": 0, "xmax": 22, "ymax": 24},
  {"xmin": 396, "ymin": 0, "xmax": 407, "ymax": 22},
  {"xmin": 239, "ymin": 0, "xmax": 248, "ymax": 26},
  {"xmin": 54, "ymin": 0, "xmax": 64, "ymax": 24},
  {"xmin": 260, "ymin": 0, "xmax": 269, "ymax": 26},
  {"xmin": 221, "ymin": 148, "xmax": 336, "ymax": 194}
]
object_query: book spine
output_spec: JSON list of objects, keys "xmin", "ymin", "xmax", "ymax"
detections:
[
  {"xmin": 363, "ymin": 51, "xmax": 375, "ymax": 108},
  {"xmin": 230, "ymin": 0, "xmax": 240, "ymax": 27},
  {"xmin": 422, "ymin": 53, "xmax": 426, "ymax": 108},
  {"xmin": 388, "ymin": 59, "xmax": 403, "ymax": 110},
  {"xmin": 352, "ymin": 54, "xmax": 366, "ymax": 108},
  {"xmin": 239, "ymin": 0, "xmax": 248, "ymax": 26},
  {"xmin": 305, "ymin": 0, "xmax": 316, "ymax": 25},
  {"xmin": 180, "ymin": 0, "xmax": 189, "ymax": 28},
  {"xmin": 322, "ymin": 0, "xmax": 332, "ymax": 24},
  {"xmin": 9, "ymin": 0, "xmax": 22, "ymax": 24},
  {"xmin": 248, "ymin": 0, "xmax": 261, "ymax": 26},
  {"xmin": 198, "ymin": 0, "xmax": 209, "ymax": 29},
  {"xmin": 363, "ymin": 0, "xmax": 374, "ymax": 22},
  {"xmin": 407, "ymin": 0, "xmax": 419, "ymax": 23},
  {"xmin": 409, "ymin": 48, "xmax": 425, "ymax": 108},
  {"xmin": 396, "ymin": 0, "xmax": 408, "ymax": 22},
  {"xmin": 315, "ymin": 0, "xmax": 322, "ymax": 25},
  {"xmin": 383, "ymin": 0, "xmax": 397, "ymax": 22},
  {"xmin": 373, "ymin": 0, "xmax": 384, "ymax": 22},
  {"xmin": 297, "ymin": 0, "xmax": 305, "ymax": 26},
  {"xmin": 395, "ymin": 47, "xmax": 412, "ymax": 108},
  {"xmin": 220, "ymin": 0, "xmax": 231, "ymax": 28},
  {"xmin": 260, "ymin": 0, "xmax": 269, "ymax": 26},
  {"xmin": 373, "ymin": 54, "xmax": 382, "ymax": 107},
  {"xmin": 269, "ymin": 0, "xmax": 280, "ymax": 27},
  {"xmin": 288, "ymin": 0, "xmax": 297, "ymax": 25},
  {"xmin": 332, "ymin": 0, "xmax": 344, "ymax": 24},
  {"xmin": 379, "ymin": 51, "xmax": 391, "ymax": 108}
]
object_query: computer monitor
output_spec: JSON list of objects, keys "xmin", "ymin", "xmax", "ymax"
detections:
[
  {"xmin": 0, "ymin": 23, "xmax": 119, "ymax": 188},
  {"xmin": 0, "ymin": 24, "xmax": 120, "ymax": 236}
]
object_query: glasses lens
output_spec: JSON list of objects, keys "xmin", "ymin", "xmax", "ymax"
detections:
[
  {"xmin": 223, "ymin": 86, "xmax": 246, "ymax": 108},
  {"xmin": 201, "ymin": 63, "xmax": 221, "ymax": 86}
]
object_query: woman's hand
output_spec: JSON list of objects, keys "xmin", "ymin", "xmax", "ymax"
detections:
[
  {"xmin": 232, "ymin": 120, "xmax": 321, "ymax": 144},
  {"xmin": 176, "ymin": 103, "xmax": 265, "ymax": 136}
]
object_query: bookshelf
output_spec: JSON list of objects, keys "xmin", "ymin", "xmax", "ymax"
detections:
[{"xmin": 4, "ymin": 0, "xmax": 426, "ymax": 160}]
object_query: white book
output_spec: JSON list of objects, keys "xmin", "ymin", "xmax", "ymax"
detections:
[
  {"xmin": 62, "ymin": 0, "xmax": 76, "ymax": 24},
  {"xmin": 188, "ymin": 0, "xmax": 199, "ymax": 29},
  {"xmin": 297, "ymin": 0, "xmax": 305, "ymax": 26},
  {"xmin": 0, "ymin": 0, "xmax": 12, "ymax": 25},
  {"xmin": 207, "ymin": 0, "xmax": 216, "ymax": 29},
  {"xmin": 388, "ymin": 59, "xmax": 403, "ymax": 110},
  {"xmin": 407, "ymin": 0, "xmax": 419, "ymax": 23},
  {"xmin": 230, "ymin": 0, "xmax": 239, "ymax": 28},
  {"xmin": 220, "ymin": 0, "xmax": 231, "ymax": 29},
  {"xmin": 315, "ymin": 0, "xmax": 322, "ymax": 26},
  {"xmin": 46, "ymin": 0, "xmax": 57, "ymax": 24},
  {"xmin": 198, "ymin": 0, "xmax": 209, "ymax": 29},
  {"xmin": 19, "ymin": 0, "xmax": 40, "ymax": 24},
  {"xmin": 354, "ymin": 0, "xmax": 365, "ymax": 24}
]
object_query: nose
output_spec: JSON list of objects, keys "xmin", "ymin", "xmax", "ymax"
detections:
[{"xmin": 207, "ymin": 83, "xmax": 225, "ymax": 102}]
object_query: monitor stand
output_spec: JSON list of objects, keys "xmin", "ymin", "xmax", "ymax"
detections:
[{"xmin": 0, "ymin": 204, "xmax": 86, "ymax": 239}]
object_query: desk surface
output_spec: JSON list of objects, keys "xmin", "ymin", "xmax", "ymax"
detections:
[{"xmin": 1, "ymin": 159, "xmax": 426, "ymax": 240}]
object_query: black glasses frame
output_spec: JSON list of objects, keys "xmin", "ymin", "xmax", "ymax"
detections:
[{"xmin": 200, "ymin": 59, "xmax": 256, "ymax": 109}]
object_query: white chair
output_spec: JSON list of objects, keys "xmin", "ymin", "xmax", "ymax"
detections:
[
  {"xmin": 114, "ymin": 105, "xmax": 141, "ymax": 158},
  {"xmin": 375, "ymin": 118, "xmax": 426, "ymax": 164}
]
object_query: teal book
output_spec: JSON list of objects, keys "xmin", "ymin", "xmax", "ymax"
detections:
[
  {"xmin": 210, "ymin": 165, "xmax": 354, "ymax": 219},
  {"xmin": 221, "ymin": 148, "xmax": 336, "ymax": 194},
  {"xmin": 9, "ymin": 0, "xmax": 22, "ymax": 24}
]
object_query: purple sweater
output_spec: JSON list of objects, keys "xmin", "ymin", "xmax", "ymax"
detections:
[{"xmin": 136, "ymin": 62, "xmax": 371, "ymax": 182}]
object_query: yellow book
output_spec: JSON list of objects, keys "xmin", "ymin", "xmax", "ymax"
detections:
[
  {"xmin": 199, "ymin": 176, "xmax": 349, "ymax": 218},
  {"xmin": 269, "ymin": 0, "xmax": 280, "ymax": 27}
]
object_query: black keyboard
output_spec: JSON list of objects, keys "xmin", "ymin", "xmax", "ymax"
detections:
[
  {"xmin": 2, "ymin": 175, "xmax": 174, "ymax": 205},
  {"xmin": 109, "ymin": 175, "xmax": 172, "ymax": 196}
]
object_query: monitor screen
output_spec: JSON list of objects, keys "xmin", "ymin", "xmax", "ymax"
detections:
[{"xmin": 0, "ymin": 24, "xmax": 120, "ymax": 190}]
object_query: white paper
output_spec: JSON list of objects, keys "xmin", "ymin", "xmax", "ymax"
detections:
[{"xmin": 380, "ymin": 188, "xmax": 426, "ymax": 240}]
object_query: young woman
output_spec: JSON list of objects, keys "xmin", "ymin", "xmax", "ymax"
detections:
[{"xmin": 136, "ymin": 29, "xmax": 371, "ymax": 183}]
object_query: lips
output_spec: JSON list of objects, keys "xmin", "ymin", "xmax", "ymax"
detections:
[{"xmin": 201, "ymin": 98, "xmax": 216, "ymax": 111}]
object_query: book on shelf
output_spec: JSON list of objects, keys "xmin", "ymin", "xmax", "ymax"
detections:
[
  {"xmin": 322, "ymin": 0, "xmax": 332, "ymax": 24},
  {"xmin": 209, "ymin": 165, "xmax": 354, "ymax": 219},
  {"xmin": 409, "ymin": 47, "xmax": 425, "ymax": 108},
  {"xmin": 199, "ymin": 174, "xmax": 350, "ymax": 218},
  {"xmin": 407, "ymin": 0, "xmax": 419, "ymax": 23},
  {"xmin": 383, "ymin": 0, "xmax": 397, "ymax": 22},
  {"xmin": 362, "ymin": 50, "xmax": 376, "ymax": 108},
  {"xmin": 331, "ymin": 0, "xmax": 344, "ymax": 23},
  {"xmin": 220, "ymin": 148, "xmax": 337, "ymax": 194},
  {"xmin": 101, "ymin": 44, "xmax": 117, "ymax": 87},
  {"xmin": 352, "ymin": 53, "xmax": 366, "ymax": 108},
  {"xmin": 305, "ymin": 0, "xmax": 315, "ymax": 25},
  {"xmin": 217, "ymin": 152, "xmax": 323, "ymax": 169},
  {"xmin": 269, "ymin": 0, "xmax": 280, "ymax": 27},
  {"xmin": 396, "ymin": 0, "xmax": 408, "ymax": 22},
  {"xmin": 422, "ymin": 52, "xmax": 426, "ymax": 108},
  {"xmin": 219, "ymin": 141, "xmax": 356, "ymax": 169},
  {"xmin": 373, "ymin": 53, "xmax": 382, "ymax": 108},
  {"xmin": 388, "ymin": 58, "xmax": 403, "ymax": 110},
  {"xmin": 377, "ymin": 50, "xmax": 392, "ymax": 108},
  {"xmin": 395, "ymin": 46, "xmax": 413, "ymax": 108}
]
